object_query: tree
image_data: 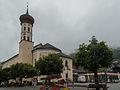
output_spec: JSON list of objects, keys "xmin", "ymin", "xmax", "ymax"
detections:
[
  {"xmin": 73, "ymin": 36, "xmax": 113, "ymax": 90},
  {"xmin": 0, "ymin": 67, "xmax": 11, "ymax": 85},
  {"xmin": 97, "ymin": 67, "xmax": 107, "ymax": 73},
  {"xmin": 35, "ymin": 54, "xmax": 63, "ymax": 83},
  {"xmin": 112, "ymin": 47, "xmax": 120, "ymax": 60},
  {"xmin": 10, "ymin": 63, "xmax": 37, "ymax": 84}
]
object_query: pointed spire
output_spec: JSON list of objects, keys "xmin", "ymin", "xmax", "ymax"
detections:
[{"xmin": 26, "ymin": 2, "xmax": 29, "ymax": 14}]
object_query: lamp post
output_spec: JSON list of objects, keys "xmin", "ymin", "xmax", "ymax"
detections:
[{"xmin": 104, "ymin": 71, "xmax": 107, "ymax": 83}]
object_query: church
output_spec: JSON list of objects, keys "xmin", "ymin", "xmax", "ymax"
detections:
[{"xmin": 1, "ymin": 7, "xmax": 73, "ymax": 82}]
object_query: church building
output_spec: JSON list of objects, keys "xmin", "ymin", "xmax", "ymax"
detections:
[{"xmin": 1, "ymin": 7, "xmax": 73, "ymax": 82}]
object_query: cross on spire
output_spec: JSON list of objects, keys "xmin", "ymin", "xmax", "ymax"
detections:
[{"xmin": 26, "ymin": 2, "xmax": 29, "ymax": 14}]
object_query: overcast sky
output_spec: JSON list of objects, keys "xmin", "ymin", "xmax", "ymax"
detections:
[{"xmin": 0, "ymin": 0, "xmax": 120, "ymax": 62}]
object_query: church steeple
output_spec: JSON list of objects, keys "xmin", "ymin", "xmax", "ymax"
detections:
[
  {"xmin": 19, "ymin": 4, "xmax": 34, "ymax": 42},
  {"xmin": 19, "ymin": 3, "xmax": 34, "ymax": 26},
  {"xmin": 18, "ymin": 4, "xmax": 34, "ymax": 65},
  {"xmin": 26, "ymin": 2, "xmax": 29, "ymax": 14}
]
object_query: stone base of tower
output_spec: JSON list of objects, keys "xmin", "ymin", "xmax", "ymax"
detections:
[{"xmin": 19, "ymin": 40, "xmax": 34, "ymax": 65}]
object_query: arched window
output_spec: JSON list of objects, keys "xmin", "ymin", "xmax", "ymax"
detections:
[
  {"xmin": 28, "ymin": 27, "xmax": 30, "ymax": 32},
  {"xmin": 66, "ymin": 73, "xmax": 68, "ymax": 80},
  {"xmin": 65, "ymin": 60, "xmax": 68, "ymax": 67},
  {"xmin": 34, "ymin": 59, "xmax": 36, "ymax": 63},
  {"xmin": 27, "ymin": 37, "xmax": 30, "ymax": 41},
  {"xmin": 23, "ymin": 36, "xmax": 26, "ymax": 40},
  {"xmin": 24, "ymin": 27, "xmax": 26, "ymax": 31}
]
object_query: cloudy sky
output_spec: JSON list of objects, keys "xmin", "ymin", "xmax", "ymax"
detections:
[{"xmin": 0, "ymin": 0, "xmax": 120, "ymax": 62}]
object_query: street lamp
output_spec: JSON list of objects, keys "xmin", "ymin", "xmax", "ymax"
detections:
[{"xmin": 104, "ymin": 71, "xmax": 107, "ymax": 83}]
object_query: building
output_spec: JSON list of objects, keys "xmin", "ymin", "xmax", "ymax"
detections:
[
  {"xmin": 112, "ymin": 65, "xmax": 120, "ymax": 73},
  {"xmin": 73, "ymin": 66, "xmax": 86, "ymax": 82},
  {"xmin": 80, "ymin": 73, "xmax": 119, "ymax": 83},
  {"xmin": 1, "ymin": 6, "xmax": 73, "ymax": 82}
]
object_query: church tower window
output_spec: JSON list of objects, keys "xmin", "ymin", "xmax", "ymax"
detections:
[
  {"xmin": 23, "ymin": 36, "xmax": 26, "ymax": 40},
  {"xmin": 28, "ymin": 27, "xmax": 30, "ymax": 32},
  {"xmin": 24, "ymin": 27, "xmax": 26, "ymax": 31},
  {"xmin": 27, "ymin": 37, "xmax": 30, "ymax": 41},
  {"xmin": 65, "ymin": 60, "xmax": 68, "ymax": 67},
  {"xmin": 66, "ymin": 73, "xmax": 68, "ymax": 81}
]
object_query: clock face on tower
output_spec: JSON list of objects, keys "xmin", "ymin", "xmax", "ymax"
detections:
[{"xmin": 27, "ymin": 32, "xmax": 31, "ymax": 37}]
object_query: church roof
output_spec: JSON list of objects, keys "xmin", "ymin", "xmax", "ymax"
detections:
[
  {"xmin": 33, "ymin": 43, "xmax": 71, "ymax": 59},
  {"xmin": 59, "ymin": 53, "xmax": 72, "ymax": 59},
  {"xmin": 33, "ymin": 43, "xmax": 61, "ymax": 52},
  {"xmin": 1, "ymin": 54, "xmax": 18, "ymax": 65}
]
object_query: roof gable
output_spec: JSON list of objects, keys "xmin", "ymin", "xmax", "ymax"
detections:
[
  {"xmin": 33, "ymin": 43, "xmax": 61, "ymax": 52},
  {"xmin": 1, "ymin": 54, "xmax": 18, "ymax": 64},
  {"xmin": 60, "ymin": 53, "xmax": 72, "ymax": 59}
]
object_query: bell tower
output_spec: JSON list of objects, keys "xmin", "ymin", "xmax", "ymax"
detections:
[{"xmin": 18, "ymin": 5, "xmax": 34, "ymax": 64}]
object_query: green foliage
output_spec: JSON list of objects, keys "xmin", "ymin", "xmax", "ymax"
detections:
[
  {"xmin": 73, "ymin": 36, "xmax": 113, "ymax": 86},
  {"xmin": 0, "ymin": 63, "xmax": 37, "ymax": 85},
  {"xmin": 97, "ymin": 68, "xmax": 107, "ymax": 72},
  {"xmin": 10, "ymin": 63, "xmax": 37, "ymax": 80},
  {"xmin": 0, "ymin": 67, "xmax": 11, "ymax": 83},
  {"xmin": 35, "ymin": 54, "xmax": 63, "ymax": 76},
  {"xmin": 73, "ymin": 36, "xmax": 113, "ymax": 72},
  {"xmin": 0, "ymin": 63, "xmax": 37, "ymax": 83}
]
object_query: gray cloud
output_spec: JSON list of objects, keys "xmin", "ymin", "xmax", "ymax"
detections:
[{"xmin": 0, "ymin": 0, "xmax": 120, "ymax": 61}]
